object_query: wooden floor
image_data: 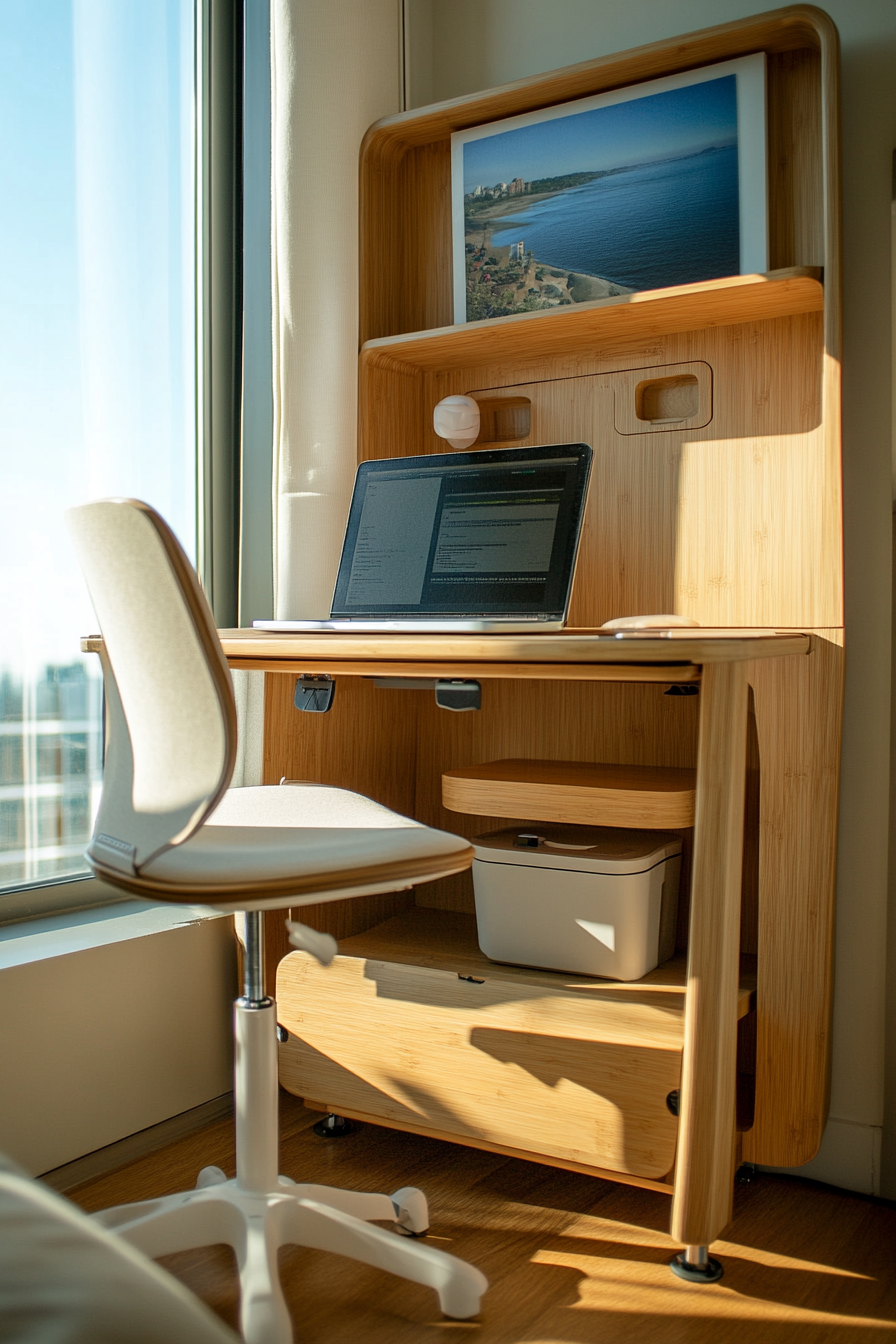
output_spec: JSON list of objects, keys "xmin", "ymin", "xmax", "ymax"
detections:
[{"xmin": 67, "ymin": 1093, "xmax": 896, "ymax": 1343}]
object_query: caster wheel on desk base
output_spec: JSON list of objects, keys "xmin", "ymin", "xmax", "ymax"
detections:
[
  {"xmin": 313, "ymin": 1113, "xmax": 358, "ymax": 1139},
  {"xmin": 670, "ymin": 1249, "xmax": 724, "ymax": 1283}
]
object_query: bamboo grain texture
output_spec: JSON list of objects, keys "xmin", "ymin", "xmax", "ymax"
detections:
[
  {"xmin": 278, "ymin": 954, "xmax": 684, "ymax": 1179},
  {"xmin": 360, "ymin": 315, "xmax": 838, "ymax": 631},
  {"xmin": 670, "ymin": 662, "xmax": 749, "ymax": 1245},
  {"xmin": 217, "ymin": 628, "xmax": 810, "ymax": 667},
  {"xmin": 297, "ymin": 1098, "xmax": 678, "ymax": 1194},
  {"xmin": 741, "ymin": 635, "xmax": 843, "ymax": 1165},
  {"xmin": 226, "ymin": 656, "xmax": 702, "ymax": 683},
  {"xmin": 360, "ymin": 270, "xmax": 823, "ymax": 373}
]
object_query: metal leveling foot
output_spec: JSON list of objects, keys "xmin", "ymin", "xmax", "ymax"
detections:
[{"xmin": 670, "ymin": 1245, "xmax": 724, "ymax": 1283}]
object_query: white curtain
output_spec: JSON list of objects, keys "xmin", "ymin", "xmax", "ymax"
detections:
[{"xmin": 270, "ymin": 0, "xmax": 402, "ymax": 618}]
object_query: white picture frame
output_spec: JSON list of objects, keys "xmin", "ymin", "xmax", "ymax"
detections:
[{"xmin": 451, "ymin": 54, "xmax": 767, "ymax": 325}]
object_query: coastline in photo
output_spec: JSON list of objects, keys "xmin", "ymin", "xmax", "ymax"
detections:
[{"xmin": 458, "ymin": 73, "xmax": 744, "ymax": 323}]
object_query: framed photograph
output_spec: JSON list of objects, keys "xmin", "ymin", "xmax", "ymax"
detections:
[{"xmin": 451, "ymin": 54, "xmax": 767, "ymax": 324}]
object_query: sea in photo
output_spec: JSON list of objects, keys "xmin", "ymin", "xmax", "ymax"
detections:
[{"xmin": 461, "ymin": 75, "xmax": 740, "ymax": 321}]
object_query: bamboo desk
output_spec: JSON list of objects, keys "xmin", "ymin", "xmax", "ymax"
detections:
[{"xmin": 216, "ymin": 626, "xmax": 820, "ymax": 1251}]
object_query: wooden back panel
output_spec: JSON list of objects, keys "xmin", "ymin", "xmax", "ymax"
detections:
[{"xmin": 360, "ymin": 313, "xmax": 834, "ymax": 628}]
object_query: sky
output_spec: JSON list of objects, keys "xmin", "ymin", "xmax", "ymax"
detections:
[
  {"xmin": 463, "ymin": 75, "xmax": 737, "ymax": 192},
  {"xmin": 0, "ymin": 0, "xmax": 194, "ymax": 674}
]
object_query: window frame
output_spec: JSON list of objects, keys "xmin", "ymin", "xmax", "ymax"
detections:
[{"xmin": 198, "ymin": 0, "xmax": 244, "ymax": 629}]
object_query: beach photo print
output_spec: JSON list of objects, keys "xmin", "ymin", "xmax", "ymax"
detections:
[{"xmin": 451, "ymin": 55, "xmax": 767, "ymax": 324}]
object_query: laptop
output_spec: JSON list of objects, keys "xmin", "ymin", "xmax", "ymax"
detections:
[{"xmin": 254, "ymin": 442, "xmax": 593, "ymax": 633}]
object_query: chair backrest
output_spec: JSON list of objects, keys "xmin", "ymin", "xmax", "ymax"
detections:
[{"xmin": 67, "ymin": 500, "xmax": 237, "ymax": 874}]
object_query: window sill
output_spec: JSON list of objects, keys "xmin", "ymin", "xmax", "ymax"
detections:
[
  {"xmin": 0, "ymin": 874, "xmax": 126, "ymax": 925},
  {"xmin": 0, "ymin": 897, "xmax": 227, "ymax": 971}
]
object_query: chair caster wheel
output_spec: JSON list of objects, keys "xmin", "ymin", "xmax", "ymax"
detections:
[
  {"xmin": 313, "ymin": 1113, "xmax": 358, "ymax": 1139},
  {"xmin": 670, "ymin": 1250, "xmax": 724, "ymax": 1283},
  {"xmin": 196, "ymin": 1165, "xmax": 228, "ymax": 1188},
  {"xmin": 391, "ymin": 1186, "xmax": 429, "ymax": 1235}
]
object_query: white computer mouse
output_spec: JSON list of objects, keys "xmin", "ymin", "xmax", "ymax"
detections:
[{"xmin": 601, "ymin": 614, "xmax": 700, "ymax": 630}]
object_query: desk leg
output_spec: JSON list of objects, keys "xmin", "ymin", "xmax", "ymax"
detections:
[{"xmin": 670, "ymin": 661, "xmax": 748, "ymax": 1267}]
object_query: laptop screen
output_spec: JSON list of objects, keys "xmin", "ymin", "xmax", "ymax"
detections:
[{"xmin": 330, "ymin": 443, "xmax": 592, "ymax": 618}]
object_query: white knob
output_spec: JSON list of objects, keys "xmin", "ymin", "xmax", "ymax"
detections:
[{"xmin": 433, "ymin": 395, "xmax": 480, "ymax": 450}]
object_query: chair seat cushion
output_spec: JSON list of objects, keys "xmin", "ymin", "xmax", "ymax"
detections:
[
  {"xmin": 209, "ymin": 784, "xmax": 426, "ymax": 830},
  {"xmin": 0, "ymin": 1155, "xmax": 238, "ymax": 1344},
  {"xmin": 138, "ymin": 785, "xmax": 472, "ymax": 908}
]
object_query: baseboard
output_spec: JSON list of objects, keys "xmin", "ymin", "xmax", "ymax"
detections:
[
  {"xmin": 38, "ymin": 1092, "xmax": 234, "ymax": 1194},
  {"xmin": 760, "ymin": 1116, "xmax": 882, "ymax": 1196}
]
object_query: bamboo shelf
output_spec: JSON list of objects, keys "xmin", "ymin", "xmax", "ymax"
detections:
[
  {"xmin": 442, "ymin": 758, "xmax": 697, "ymax": 828},
  {"xmin": 360, "ymin": 268, "xmax": 823, "ymax": 375},
  {"xmin": 300, "ymin": 907, "xmax": 756, "ymax": 1012}
]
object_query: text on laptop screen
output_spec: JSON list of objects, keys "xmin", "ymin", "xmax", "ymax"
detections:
[{"xmin": 330, "ymin": 444, "xmax": 592, "ymax": 617}]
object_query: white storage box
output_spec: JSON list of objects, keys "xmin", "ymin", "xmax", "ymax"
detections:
[{"xmin": 472, "ymin": 825, "xmax": 682, "ymax": 982}]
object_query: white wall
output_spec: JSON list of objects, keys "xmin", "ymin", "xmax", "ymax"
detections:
[
  {"xmin": 0, "ymin": 691, "xmax": 261, "ymax": 1177},
  {"xmin": 407, "ymin": 0, "xmax": 896, "ymax": 1196},
  {"xmin": 0, "ymin": 904, "xmax": 235, "ymax": 1175}
]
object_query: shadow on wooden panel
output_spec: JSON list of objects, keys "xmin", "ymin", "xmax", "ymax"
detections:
[
  {"xmin": 741, "ymin": 690, "xmax": 761, "ymax": 959},
  {"xmin": 278, "ymin": 1006, "xmax": 680, "ymax": 1178},
  {"xmin": 263, "ymin": 673, "xmax": 418, "ymax": 810},
  {"xmin": 364, "ymin": 315, "xmax": 829, "ymax": 624},
  {"xmin": 767, "ymin": 48, "xmax": 823, "ymax": 270},
  {"xmin": 262, "ymin": 675, "xmax": 423, "ymax": 989},
  {"xmin": 264, "ymin": 891, "xmax": 416, "ymax": 998},
  {"xmin": 456, "ymin": 321, "xmax": 824, "ymax": 630},
  {"xmin": 743, "ymin": 636, "xmax": 843, "ymax": 1167}
]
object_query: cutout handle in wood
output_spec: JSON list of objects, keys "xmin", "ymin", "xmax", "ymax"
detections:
[
  {"xmin": 636, "ymin": 374, "xmax": 699, "ymax": 424},
  {"xmin": 471, "ymin": 395, "xmax": 531, "ymax": 444},
  {"xmin": 612, "ymin": 360, "xmax": 712, "ymax": 435}
]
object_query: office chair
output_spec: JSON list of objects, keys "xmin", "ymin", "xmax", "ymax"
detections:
[{"xmin": 67, "ymin": 499, "xmax": 487, "ymax": 1344}]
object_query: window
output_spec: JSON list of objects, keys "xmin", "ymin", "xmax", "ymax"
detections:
[{"xmin": 0, "ymin": 0, "xmax": 199, "ymax": 898}]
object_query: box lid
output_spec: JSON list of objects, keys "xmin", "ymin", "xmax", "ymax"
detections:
[{"xmin": 472, "ymin": 825, "xmax": 681, "ymax": 875}]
